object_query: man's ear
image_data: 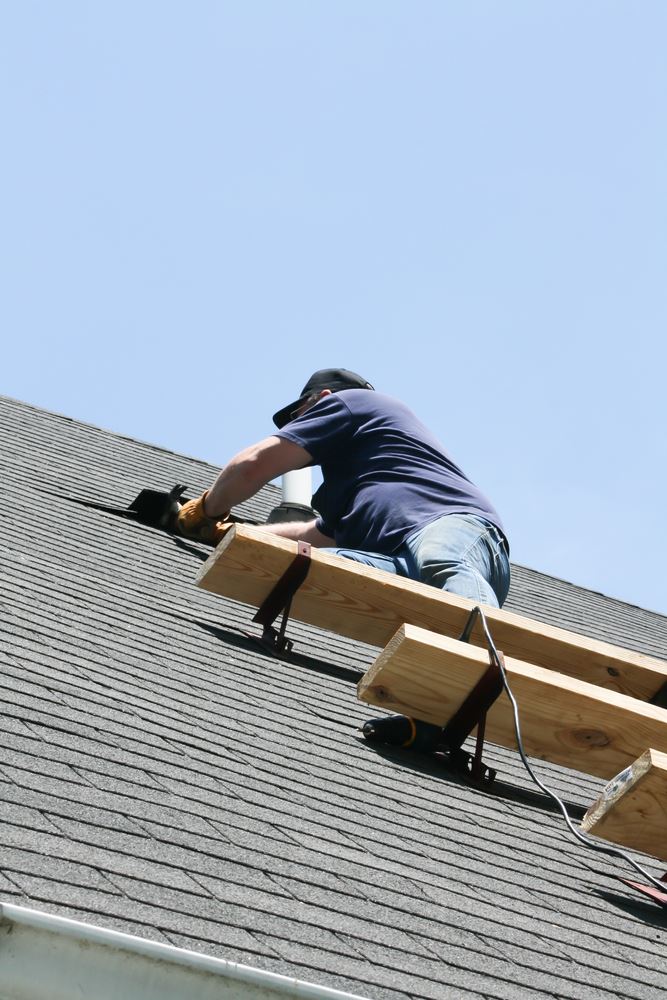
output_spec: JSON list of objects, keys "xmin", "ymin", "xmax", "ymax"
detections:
[{"xmin": 319, "ymin": 389, "xmax": 333, "ymax": 399}]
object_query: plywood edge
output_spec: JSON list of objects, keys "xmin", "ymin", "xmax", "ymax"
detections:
[
  {"xmin": 356, "ymin": 624, "xmax": 408, "ymax": 699},
  {"xmin": 581, "ymin": 751, "xmax": 652, "ymax": 832},
  {"xmin": 580, "ymin": 749, "xmax": 667, "ymax": 861},
  {"xmin": 581, "ymin": 749, "xmax": 667, "ymax": 830}
]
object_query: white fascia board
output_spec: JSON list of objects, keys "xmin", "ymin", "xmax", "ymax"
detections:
[{"xmin": 0, "ymin": 902, "xmax": 370, "ymax": 1000}]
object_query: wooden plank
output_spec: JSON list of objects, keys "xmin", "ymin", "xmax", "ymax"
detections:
[
  {"xmin": 581, "ymin": 749, "xmax": 667, "ymax": 861},
  {"xmin": 356, "ymin": 624, "xmax": 667, "ymax": 780},
  {"xmin": 197, "ymin": 525, "xmax": 667, "ymax": 701}
]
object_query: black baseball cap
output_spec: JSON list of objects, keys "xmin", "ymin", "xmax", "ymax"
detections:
[{"xmin": 272, "ymin": 368, "xmax": 375, "ymax": 428}]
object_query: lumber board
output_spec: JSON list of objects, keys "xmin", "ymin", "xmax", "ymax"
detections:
[
  {"xmin": 197, "ymin": 525, "xmax": 667, "ymax": 701},
  {"xmin": 356, "ymin": 624, "xmax": 667, "ymax": 780},
  {"xmin": 581, "ymin": 749, "xmax": 667, "ymax": 861}
]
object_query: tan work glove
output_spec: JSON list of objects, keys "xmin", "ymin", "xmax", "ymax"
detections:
[{"xmin": 175, "ymin": 491, "xmax": 231, "ymax": 545}]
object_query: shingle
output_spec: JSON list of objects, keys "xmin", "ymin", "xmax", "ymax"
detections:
[
  {"xmin": 165, "ymin": 933, "xmax": 416, "ymax": 1000},
  {"xmin": 0, "ymin": 845, "xmax": 124, "ymax": 893},
  {"xmin": 0, "ymin": 800, "xmax": 63, "ymax": 834},
  {"xmin": 0, "ymin": 777, "xmax": 150, "ymax": 837},
  {"xmin": 0, "ymin": 822, "xmax": 206, "ymax": 895},
  {"xmin": 249, "ymin": 933, "xmax": 551, "ymax": 1000},
  {"xmin": 0, "ymin": 871, "xmax": 22, "ymax": 893},
  {"xmin": 16, "ymin": 900, "xmax": 184, "ymax": 947},
  {"xmin": 0, "ymin": 741, "xmax": 96, "ymax": 786},
  {"xmin": 1, "ymin": 875, "xmax": 262, "ymax": 952},
  {"xmin": 477, "ymin": 932, "xmax": 666, "ymax": 998}
]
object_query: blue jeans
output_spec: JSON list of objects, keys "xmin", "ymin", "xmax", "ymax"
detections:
[
  {"xmin": 325, "ymin": 513, "xmax": 510, "ymax": 608},
  {"xmin": 331, "ymin": 514, "xmax": 510, "ymax": 752}
]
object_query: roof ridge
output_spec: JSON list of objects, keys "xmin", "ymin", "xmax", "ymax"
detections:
[
  {"xmin": 0, "ymin": 393, "xmax": 220, "ymax": 470},
  {"xmin": 510, "ymin": 560, "xmax": 667, "ymax": 622}
]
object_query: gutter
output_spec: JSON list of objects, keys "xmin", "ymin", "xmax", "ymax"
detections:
[{"xmin": 0, "ymin": 902, "xmax": 370, "ymax": 1000}]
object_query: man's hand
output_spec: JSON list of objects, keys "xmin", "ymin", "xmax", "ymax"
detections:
[{"xmin": 175, "ymin": 492, "xmax": 231, "ymax": 545}]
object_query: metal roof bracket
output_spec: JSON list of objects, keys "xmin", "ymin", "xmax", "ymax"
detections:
[
  {"xmin": 439, "ymin": 657, "xmax": 504, "ymax": 787},
  {"xmin": 252, "ymin": 540, "xmax": 312, "ymax": 656},
  {"xmin": 436, "ymin": 606, "xmax": 505, "ymax": 786},
  {"xmin": 618, "ymin": 875, "xmax": 667, "ymax": 909}
]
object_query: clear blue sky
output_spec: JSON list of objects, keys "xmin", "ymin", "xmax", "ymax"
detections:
[{"xmin": 2, "ymin": 2, "xmax": 665, "ymax": 615}]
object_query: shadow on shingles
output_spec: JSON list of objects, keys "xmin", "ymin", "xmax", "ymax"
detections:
[
  {"xmin": 167, "ymin": 606, "xmax": 588, "ymax": 819},
  {"xmin": 360, "ymin": 740, "xmax": 588, "ymax": 818},
  {"xmin": 596, "ymin": 888, "xmax": 667, "ymax": 926},
  {"xmin": 170, "ymin": 536, "xmax": 211, "ymax": 561},
  {"xmin": 193, "ymin": 619, "xmax": 363, "ymax": 684},
  {"xmin": 160, "ymin": 608, "xmax": 365, "ymax": 721},
  {"xmin": 169, "ymin": 606, "xmax": 591, "ymax": 819},
  {"xmin": 486, "ymin": 775, "xmax": 587, "ymax": 820}
]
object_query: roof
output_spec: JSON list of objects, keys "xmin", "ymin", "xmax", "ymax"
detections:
[{"xmin": 1, "ymin": 393, "xmax": 666, "ymax": 1000}]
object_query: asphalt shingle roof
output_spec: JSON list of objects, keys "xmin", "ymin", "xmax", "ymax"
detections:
[{"xmin": 1, "ymin": 393, "xmax": 666, "ymax": 999}]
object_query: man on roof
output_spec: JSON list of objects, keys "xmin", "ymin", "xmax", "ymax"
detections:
[{"xmin": 176, "ymin": 367, "xmax": 510, "ymax": 610}]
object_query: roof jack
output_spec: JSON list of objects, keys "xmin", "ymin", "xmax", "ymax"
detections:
[
  {"xmin": 251, "ymin": 541, "xmax": 312, "ymax": 657},
  {"xmin": 362, "ymin": 606, "xmax": 503, "ymax": 788}
]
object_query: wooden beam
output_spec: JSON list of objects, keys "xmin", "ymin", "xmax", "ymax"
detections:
[
  {"xmin": 356, "ymin": 624, "xmax": 667, "ymax": 780},
  {"xmin": 581, "ymin": 749, "xmax": 667, "ymax": 861},
  {"xmin": 197, "ymin": 525, "xmax": 667, "ymax": 701}
]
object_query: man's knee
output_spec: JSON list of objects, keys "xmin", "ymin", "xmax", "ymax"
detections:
[{"xmin": 434, "ymin": 566, "xmax": 497, "ymax": 607}]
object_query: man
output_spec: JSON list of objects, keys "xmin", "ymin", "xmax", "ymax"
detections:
[{"xmin": 177, "ymin": 368, "xmax": 510, "ymax": 609}]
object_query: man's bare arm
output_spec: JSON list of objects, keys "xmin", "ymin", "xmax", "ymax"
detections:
[
  {"xmin": 205, "ymin": 436, "xmax": 313, "ymax": 517},
  {"xmin": 257, "ymin": 518, "xmax": 335, "ymax": 547}
]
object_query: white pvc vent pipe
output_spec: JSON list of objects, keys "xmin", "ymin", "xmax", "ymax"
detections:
[
  {"xmin": 281, "ymin": 468, "xmax": 312, "ymax": 506},
  {"xmin": 0, "ymin": 902, "xmax": 370, "ymax": 1000}
]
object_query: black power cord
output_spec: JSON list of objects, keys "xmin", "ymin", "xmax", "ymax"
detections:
[{"xmin": 474, "ymin": 606, "xmax": 666, "ymax": 894}]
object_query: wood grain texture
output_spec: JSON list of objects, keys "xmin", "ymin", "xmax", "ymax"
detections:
[
  {"xmin": 197, "ymin": 525, "xmax": 667, "ymax": 700},
  {"xmin": 581, "ymin": 749, "xmax": 667, "ymax": 861},
  {"xmin": 357, "ymin": 625, "xmax": 667, "ymax": 780}
]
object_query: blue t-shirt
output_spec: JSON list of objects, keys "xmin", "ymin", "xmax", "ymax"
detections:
[{"xmin": 276, "ymin": 390, "xmax": 507, "ymax": 554}]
